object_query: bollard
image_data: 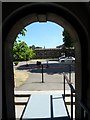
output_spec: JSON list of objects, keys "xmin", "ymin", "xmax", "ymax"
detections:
[{"xmin": 42, "ymin": 64, "xmax": 44, "ymax": 83}]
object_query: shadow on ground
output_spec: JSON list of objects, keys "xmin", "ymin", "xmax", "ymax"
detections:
[{"xmin": 16, "ymin": 63, "xmax": 75, "ymax": 75}]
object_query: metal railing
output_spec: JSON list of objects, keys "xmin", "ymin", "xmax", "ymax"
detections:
[
  {"xmin": 63, "ymin": 73, "xmax": 75, "ymax": 120},
  {"xmin": 79, "ymin": 101, "xmax": 90, "ymax": 120},
  {"xmin": 14, "ymin": 94, "xmax": 30, "ymax": 105},
  {"xmin": 14, "ymin": 94, "xmax": 30, "ymax": 119}
]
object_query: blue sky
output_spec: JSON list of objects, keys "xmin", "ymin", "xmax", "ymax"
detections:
[{"xmin": 17, "ymin": 21, "xmax": 64, "ymax": 48}]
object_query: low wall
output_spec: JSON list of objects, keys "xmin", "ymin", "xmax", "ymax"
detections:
[{"xmin": 34, "ymin": 48, "xmax": 75, "ymax": 59}]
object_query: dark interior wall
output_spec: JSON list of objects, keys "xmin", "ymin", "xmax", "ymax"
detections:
[
  {"xmin": 2, "ymin": 2, "xmax": 89, "ymax": 29},
  {"xmin": 55, "ymin": 2, "xmax": 89, "ymax": 30},
  {"xmin": 0, "ymin": 2, "xmax": 2, "ymax": 120},
  {"xmin": 2, "ymin": 2, "xmax": 29, "ymax": 21}
]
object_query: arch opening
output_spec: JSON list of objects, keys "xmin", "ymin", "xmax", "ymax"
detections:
[
  {"xmin": 3, "ymin": 3, "xmax": 88, "ymax": 119},
  {"xmin": 14, "ymin": 20, "xmax": 75, "ymax": 89}
]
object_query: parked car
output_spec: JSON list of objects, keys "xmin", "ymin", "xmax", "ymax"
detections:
[
  {"xmin": 58, "ymin": 55, "xmax": 66, "ymax": 61},
  {"xmin": 59, "ymin": 56, "xmax": 75, "ymax": 63}
]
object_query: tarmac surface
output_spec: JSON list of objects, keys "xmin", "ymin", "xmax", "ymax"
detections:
[{"xmin": 14, "ymin": 60, "xmax": 75, "ymax": 91}]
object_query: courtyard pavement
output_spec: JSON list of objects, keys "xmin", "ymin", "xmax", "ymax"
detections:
[
  {"xmin": 14, "ymin": 60, "xmax": 75, "ymax": 119},
  {"xmin": 14, "ymin": 60, "xmax": 75, "ymax": 91}
]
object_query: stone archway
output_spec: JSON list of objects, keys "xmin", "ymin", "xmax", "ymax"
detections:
[{"xmin": 3, "ymin": 3, "xmax": 88, "ymax": 119}]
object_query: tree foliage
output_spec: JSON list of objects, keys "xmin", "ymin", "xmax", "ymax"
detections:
[
  {"xmin": 13, "ymin": 40, "xmax": 36, "ymax": 61},
  {"xmin": 29, "ymin": 45, "xmax": 42, "ymax": 50},
  {"xmin": 13, "ymin": 28, "xmax": 36, "ymax": 61},
  {"xmin": 62, "ymin": 29, "xmax": 74, "ymax": 47},
  {"xmin": 16, "ymin": 28, "xmax": 27, "ymax": 38},
  {"xmin": 29, "ymin": 45, "xmax": 36, "ymax": 50}
]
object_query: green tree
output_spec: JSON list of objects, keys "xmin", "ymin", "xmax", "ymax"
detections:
[
  {"xmin": 16, "ymin": 28, "xmax": 27, "ymax": 38},
  {"xmin": 13, "ymin": 27, "xmax": 36, "ymax": 61},
  {"xmin": 13, "ymin": 28, "xmax": 27, "ymax": 61},
  {"xmin": 29, "ymin": 45, "xmax": 36, "ymax": 50},
  {"xmin": 13, "ymin": 40, "xmax": 36, "ymax": 61},
  {"xmin": 62, "ymin": 29, "xmax": 74, "ymax": 47},
  {"xmin": 13, "ymin": 28, "xmax": 36, "ymax": 60},
  {"xmin": 26, "ymin": 48, "xmax": 36, "ymax": 60}
]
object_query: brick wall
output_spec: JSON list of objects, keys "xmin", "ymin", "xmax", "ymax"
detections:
[{"xmin": 34, "ymin": 48, "xmax": 75, "ymax": 59}]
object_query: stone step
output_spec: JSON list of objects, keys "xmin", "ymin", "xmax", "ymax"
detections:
[{"xmin": 22, "ymin": 94, "xmax": 70, "ymax": 120}]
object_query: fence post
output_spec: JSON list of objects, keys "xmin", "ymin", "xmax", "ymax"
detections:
[
  {"xmin": 69, "ymin": 64, "xmax": 71, "ymax": 82},
  {"xmin": 42, "ymin": 64, "xmax": 44, "ymax": 83},
  {"xmin": 71, "ymin": 89, "xmax": 73, "ymax": 120},
  {"xmin": 64, "ymin": 74, "xmax": 65, "ymax": 99}
]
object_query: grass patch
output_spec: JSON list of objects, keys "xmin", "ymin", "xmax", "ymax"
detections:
[{"xmin": 14, "ymin": 68, "xmax": 29, "ymax": 88}]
